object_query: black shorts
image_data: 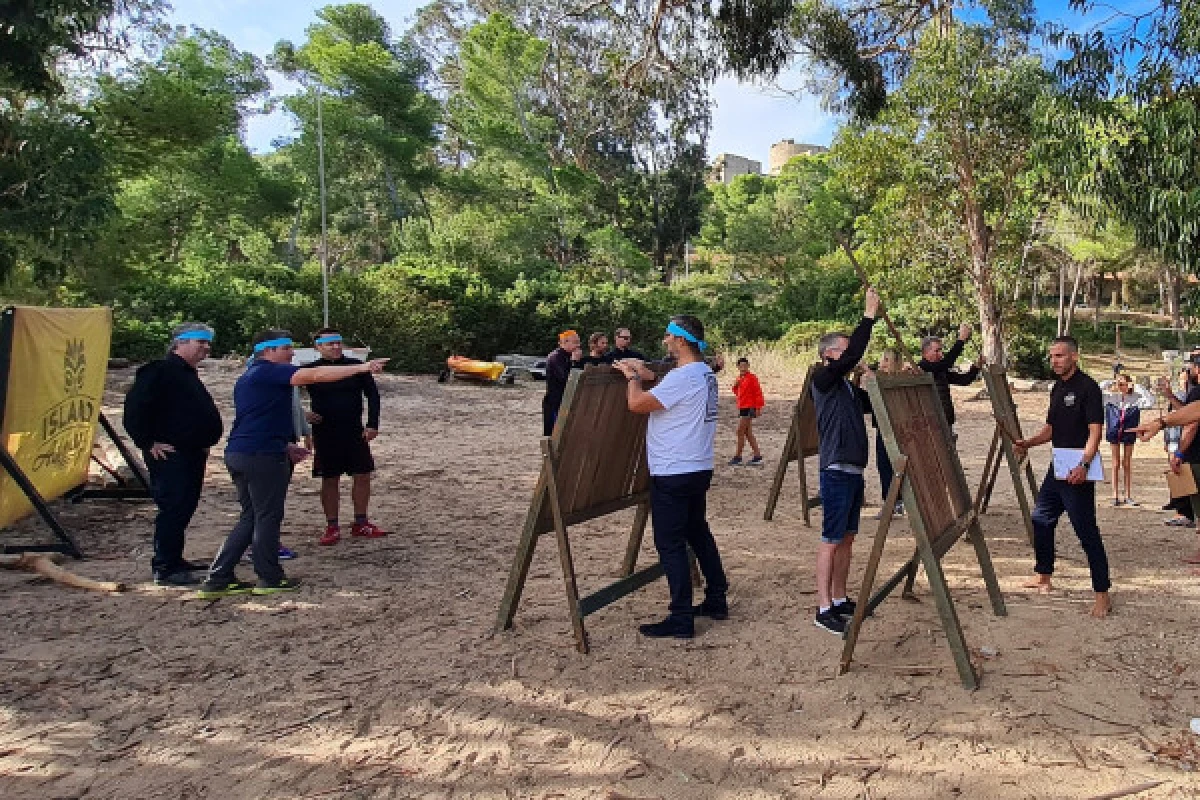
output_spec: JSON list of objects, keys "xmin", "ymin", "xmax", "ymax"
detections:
[
  {"xmin": 312, "ymin": 428, "xmax": 375, "ymax": 477},
  {"xmin": 738, "ymin": 408, "xmax": 758, "ymax": 418}
]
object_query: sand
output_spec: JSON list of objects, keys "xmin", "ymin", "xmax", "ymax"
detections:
[{"xmin": 1, "ymin": 362, "xmax": 1199, "ymax": 799}]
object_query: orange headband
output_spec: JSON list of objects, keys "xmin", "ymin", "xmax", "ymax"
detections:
[{"xmin": 558, "ymin": 329, "xmax": 577, "ymax": 342}]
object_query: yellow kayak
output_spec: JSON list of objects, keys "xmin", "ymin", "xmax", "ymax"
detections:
[{"xmin": 446, "ymin": 355, "xmax": 506, "ymax": 382}]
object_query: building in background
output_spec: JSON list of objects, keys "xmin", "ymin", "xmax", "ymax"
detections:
[
  {"xmin": 767, "ymin": 139, "xmax": 828, "ymax": 175},
  {"xmin": 709, "ymin": 153, "xmax": 762, "ymax": 184}
]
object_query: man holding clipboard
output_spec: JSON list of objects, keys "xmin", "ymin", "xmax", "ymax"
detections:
[{"xmin": 1013, "ymin": 336, "xmax": 1113, "ymax": 618}]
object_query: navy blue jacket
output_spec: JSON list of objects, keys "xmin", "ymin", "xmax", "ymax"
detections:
[{"xmin": 811, "ymin": 317, "xmax": 876, "ymax": 470}]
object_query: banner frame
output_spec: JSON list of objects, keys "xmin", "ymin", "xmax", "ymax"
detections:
[{"xmin": 0, "ymin": 307, "xmax": 85, "ymax": 558}]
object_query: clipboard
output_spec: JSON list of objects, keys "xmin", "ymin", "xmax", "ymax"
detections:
[
  {"xmin": 1167, "ymin": 465, "xmax": 1199, "ymax": 498},
  {"xmin": 1051, "ymin": 448, "xmax": 1105, "ymax": 481}
]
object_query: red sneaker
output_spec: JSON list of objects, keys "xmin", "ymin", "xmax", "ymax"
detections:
[
  {"xmin": 350, "ymin": 521, "xmax": 387, "ymax": 538},
  {"xmin": 318, "ymin": 525, "xmax": 341, "ymax": 546}
]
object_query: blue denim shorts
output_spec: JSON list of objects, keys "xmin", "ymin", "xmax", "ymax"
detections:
[{"xmin": 819, "ymin": 468, "xmax": 865, "ymax": 544}]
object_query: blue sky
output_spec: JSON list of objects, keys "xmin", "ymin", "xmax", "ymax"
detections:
[{"xmin": 165, "ymin": 0, "xmax": 1110, "ymax": 163}]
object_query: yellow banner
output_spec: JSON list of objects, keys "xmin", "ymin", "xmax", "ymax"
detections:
[{"xmin": 0, "ymin": 307, "xmax": 112, "ymax": 527}]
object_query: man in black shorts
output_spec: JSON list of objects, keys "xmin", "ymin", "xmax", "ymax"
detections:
[
  {"xmin": 302, "ymin": 328, "xmax": 386, "ymax": 546},
  {"xmin": 1014, "ymin": 336, "xmax": 1111, "ymax": 618}
]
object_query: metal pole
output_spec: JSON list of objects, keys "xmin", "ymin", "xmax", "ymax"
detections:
[
  {"xmin": 316, "ymin": 85, "xmax": 330, "ymax": 327},
  {"xmin": 685, "ymin": 239, "xmax": 690, "ymax": 279}
]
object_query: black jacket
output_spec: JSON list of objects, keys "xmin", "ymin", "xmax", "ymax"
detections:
[
  {"xmin": 918, "ymin": 338, "xmax": 980, "ymax": 426},
  {"xmin": 543, "ymin": 347, "xmax": 583, "ymax": 411},
  {"xmin": 302, "ymin": 356, "xmax": 380, "ymax": 430},
  {"xmin": 123, "ymin": 353, "xmax": 223, "ymax": 451},
  {"xmin": 811, "ymin": 317, "xmax": 876, "ymax": 470},
  {"xmin": 609, "ymin": 346, "xmax": 646, "ymax": 361}
]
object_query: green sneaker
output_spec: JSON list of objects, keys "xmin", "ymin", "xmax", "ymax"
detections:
[
  {"xmin": 194, "ymin": 579, "xmax": 255, "ymax": 599},
  {"xmin": 251, "ymin": 578, "xmax": 300, "ymax": 595}
]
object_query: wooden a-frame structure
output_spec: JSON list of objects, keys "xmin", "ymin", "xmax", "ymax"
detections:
[
  {"xmin": 839, "ymin": 372, "xmax": 1007, "ymax": 689},
  {"xmin": 496, "ymin": 366, "xmax": 671, "ymax": 653},
  {"xmin": 977, "ymin": 365, "xmax": 1038, "ymax": 546},
  {"xmin": 764, "ymin": 364, "xmax": 821, "ymax": 525}
]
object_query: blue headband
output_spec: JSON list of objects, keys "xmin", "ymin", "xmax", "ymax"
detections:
[
  {"xmin": 315, "ymin": 334, "xmax": 342, "ymax": 345},
  {"xmin": 175, "ymin": 330, "xmax": 213, "ymax": 342},
  {"xmin": 666, "ymin": 321, "xmax": 707, "ymax": 351},
  {"xmin": 253, "ymin": 337, "xmax": 293, "ymax": 353}
]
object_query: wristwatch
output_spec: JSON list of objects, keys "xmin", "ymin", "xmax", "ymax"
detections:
[{"xmin": 628, "ymin": 374, "xmax": 642, "ymax": 383}]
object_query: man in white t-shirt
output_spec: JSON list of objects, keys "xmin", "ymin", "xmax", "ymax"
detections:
[{"xmin": 613, "ymin": 315, "xmax": 729, "ymax": 639}]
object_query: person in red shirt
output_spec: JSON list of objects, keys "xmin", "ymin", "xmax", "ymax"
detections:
[{"xmin": 729, "ymin": 357, "xmax": 765, "ymax": 466}]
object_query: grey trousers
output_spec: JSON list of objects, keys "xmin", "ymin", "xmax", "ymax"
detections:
[{"xmin": 209, "ymin": 451, "xmax": 290, "ymax": 585}]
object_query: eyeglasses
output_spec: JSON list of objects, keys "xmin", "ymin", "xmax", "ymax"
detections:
[{"xmin": 616, "ymin": 335, "xmax": 631, "ymax": 340}]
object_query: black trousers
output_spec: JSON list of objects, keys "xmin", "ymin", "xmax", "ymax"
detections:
[
  {"xmin": 146, "ymin": 447, "xmax": 208, "ymax": 574},
  {"xmin": 650, "ymin": 470, "xmax": 728, "ymax": 620},
  {"xmin": 209, "ymin": 451, "xmax": 290, "ymax": 585},
  {"xmin": 1031, "ymin": 468, "xmax": 1111, "ymax": 593}
]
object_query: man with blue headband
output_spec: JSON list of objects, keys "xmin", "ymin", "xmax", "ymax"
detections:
[
  {"xmin": 613, "ymin": 314, "xmax": 729, "ymax": 639},
  {"xmin": 197, "ymin": 329, "xmax": 389, "ymax": 598},
  {"xmin": 124, "ymin": 322, "xmax": 223, "ymax": 586},
  {"xmin": 301, "ymin": 326, "xmax": 385, "ymax": 545}
]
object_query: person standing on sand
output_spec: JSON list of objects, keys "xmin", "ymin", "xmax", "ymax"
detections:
[
  {"xmin": 543, "ymin": 330, "xmax": 583, "ymax": 436},
  {"xmin": 728, "ymin": 357, "xmax": 765, "ymax": 466},
  {"xmin": 810, "ymin": 288, "xmax": 880, "ymax": 635},
  {"xmin": 123, "ymin": 323, "xmax": 223, "ymax": 586},
  {"xmin": 613, "ymin": 315, "xmax": 729, "ymax": 639},
  {"xmin": 197, "ymin": 330, "xmax": 388, "ymax": 598},
  {"xmin": 1013, "ymin": 336, "xmax": 1112, "ymax": 618}
]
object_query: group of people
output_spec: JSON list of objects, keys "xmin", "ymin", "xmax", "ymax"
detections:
[
  {"xmin": 123, "ymin": 324, "xmax": 388, "ymax": 595},
  {"xmin": 610, "ymin": 291, "xmax": 1144, "ymax": 641}
]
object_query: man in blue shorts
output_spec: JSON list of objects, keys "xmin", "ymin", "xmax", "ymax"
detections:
[{"xmin": 810, "ymin": 288, "xmax": 880, "ymax": 634}]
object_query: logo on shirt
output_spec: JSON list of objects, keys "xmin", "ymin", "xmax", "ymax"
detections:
[
  {"xmin": 1064, "ymin": 392, "xmax": 1076, "ymax": 408},
  {"xmin": 705, "ymin": 374, "xmax": 719, "ymax": 423}
]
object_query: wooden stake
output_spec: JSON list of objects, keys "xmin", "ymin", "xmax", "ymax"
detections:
[{"xmin": 838, "ymin": 237, "xmax": 917, "ymax": 367}]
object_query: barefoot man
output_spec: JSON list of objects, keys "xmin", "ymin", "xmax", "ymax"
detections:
[{"xmin": 1013, "ymin": 336, "xmax": 1112, "ymax": 618}]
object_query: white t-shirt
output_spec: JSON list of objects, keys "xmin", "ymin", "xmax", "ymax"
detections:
[{"xmin": 647, "ymin": 361, "xmax": 718, "ymax": 476}]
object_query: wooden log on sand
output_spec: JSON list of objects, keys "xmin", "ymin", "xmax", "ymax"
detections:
[{"xmin": 0, "ymin": 553, "xmax": 126, "ymax": 593}]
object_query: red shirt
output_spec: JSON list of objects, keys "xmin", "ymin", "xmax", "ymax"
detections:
[{"xmin": 731, "ymin": 371, "xmax": 765, "ymax": 410}]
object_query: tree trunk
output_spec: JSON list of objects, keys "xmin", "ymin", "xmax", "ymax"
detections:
[
  {"xmin": 1057, "ymin": 261, "xmax": 1067, "ymax": 336},
  {"xmin": 1093, "ymin": 267, "xmax": 1102, "ymax": 332},
  {"xmin": 1065, "ymin": 259, "xmax": 1084, "ymax": 335},
  {"xmin": 1171, "ymin": 265, "xmax": 1185, "ymax": 349}
]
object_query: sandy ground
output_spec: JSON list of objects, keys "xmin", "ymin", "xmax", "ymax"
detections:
[{"xmin": 3, "ymin": 360, "xmax": 1200, "ymax": 799}]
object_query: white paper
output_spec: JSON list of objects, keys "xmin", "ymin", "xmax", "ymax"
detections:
[{"xmin": 1052, "ymin": 448, "xmax": 1104, "ymax": 481}]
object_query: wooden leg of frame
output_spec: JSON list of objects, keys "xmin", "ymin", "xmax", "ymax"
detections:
[
  {"xmin": 841, "ymin": 457, "xmax": 908, "ymax": 675},
  {"xmin": 542, "ymin": 440, "xmax": 589, "ymax": 653},
  {"xmin": 621, "ymin": 502, "xmax": 651, "ymax": 577}
]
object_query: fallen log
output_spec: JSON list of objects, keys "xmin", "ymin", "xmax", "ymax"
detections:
[{"xmin": 0, "ymin": 553, "xmax": 126, "ymax": 593}]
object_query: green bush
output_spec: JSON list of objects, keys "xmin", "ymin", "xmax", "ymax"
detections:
[{"xmin": 1007, "ymin": 331, "xmax": 1053, "ymax": 379}]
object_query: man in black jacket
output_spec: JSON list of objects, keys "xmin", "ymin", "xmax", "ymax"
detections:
[
  {"xmin": 301, "ymin": 328, "xmax": 385, "ymax": 546},
  {"xmin": 543, "ymin": 330, "xmax": 583, "ymax": 436},
  {"xmin": 918, "ymin": 324, "xmax": 981, "ymax": 437},
  {"xmin": 810, "ymin": 289, "xmax": 880, "ymax": 635},
  {"xmin": 123, "ymin": 323, "xmax": 223, "ymax": 586},
  {"xmin": 609, "ymin": 328, "xmax": 646, "ymax": 362}
]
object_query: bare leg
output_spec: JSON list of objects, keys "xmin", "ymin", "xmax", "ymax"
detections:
[
  {"xmin": 816, "ymin": 542, "xmax": 838, "ymax": 609},
  {"xmin": 734, "ymin": 417, "xmax": 747, "ymax": 458},
  {"xmin": 1118, "ymin": 443, "xmax": 1128, "ymax": 501},
  {"xmin": 745, "ymin": 419, "xmax": 761, "ymax": 458},
  {"xmin": 1023, "ymin": 573, "xmax": 1052, "ymax": 593},
  {"xmin": 832, "ymin": 534, "xmax": 856, "ymax": 600},
  {"xmin": 320, "ymin": 477, "xmax": 340, "ymax": 522},
  {"xmin": 351, "ymin": 473, "xmax": 371, "ymax": 518},
  {"xmin": 1089, "ymin": 591, "xmax": 1112, "ymax": 618},
  {"xmin": 1109, "ymin": 443, "xmax": 1121, "ymax": 501}
]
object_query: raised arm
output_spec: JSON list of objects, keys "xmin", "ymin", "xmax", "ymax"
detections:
[{"xmin": 293, "ymin": 359, "xmax": 388, "ymax": 386}]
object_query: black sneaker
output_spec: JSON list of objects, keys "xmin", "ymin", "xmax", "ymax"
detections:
[
  {"xmin": 814, "ymin": 609, "xmax": 847, "ymax": 635},
  {"xmin": 638, "ymin": 617, "xmax": 694, "ymax": 639},
  {"xmin": 727, "ymin": 456, "xmax": 743, "ymax": 466},
  {"xmin": 179, "ymin": 559, "xmax": 209, "ymax": 572},
  {"xmin": 832, "ymin": 599, "xmax": 857, "ymax": 618},
  {"xmin": 251, "ymin": 578, "xmax": 300, "ymax": 596},
  {"xmin": 195, "ymin": 578, "xmax": 255, "ymax": 599},
  {"xmin": 154, "ymin": 570, "xmax": 200, "ymax": 587},
  {"xmin": 692, "ymin": 601, "xmax": 729, "ymax": 620},
  {"xmin": 747, "ymin": 455, "xmax": 764, "ymax": 466}
]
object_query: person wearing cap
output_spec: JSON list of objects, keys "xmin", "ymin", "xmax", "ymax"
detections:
[
  {"xmin": 123, "ymin": 323, "xmax": 224, "ymax": 586},
  {"xmin": 543, "ymin": 330, "xmax": 583, "ymax": 436},
  {"xmin": 197, "ymin": 330, "xmax": 388, "ymax": 598},
  {"xmin": 614, "ymin": 315, "xmax": 729, "ymax": 639},
  {"xmin": 300, "ymin": 327, "xmax": 386, "ymax": 546}
]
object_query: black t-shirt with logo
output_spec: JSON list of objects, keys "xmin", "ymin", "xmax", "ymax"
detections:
[
  {"xmin": 1046, "ymin": 368, "xmax": 1104, "ymax": 448},
  {"xmin": 1181, "ymin": 385, "xmax": 1200, "ymax": 463}
]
